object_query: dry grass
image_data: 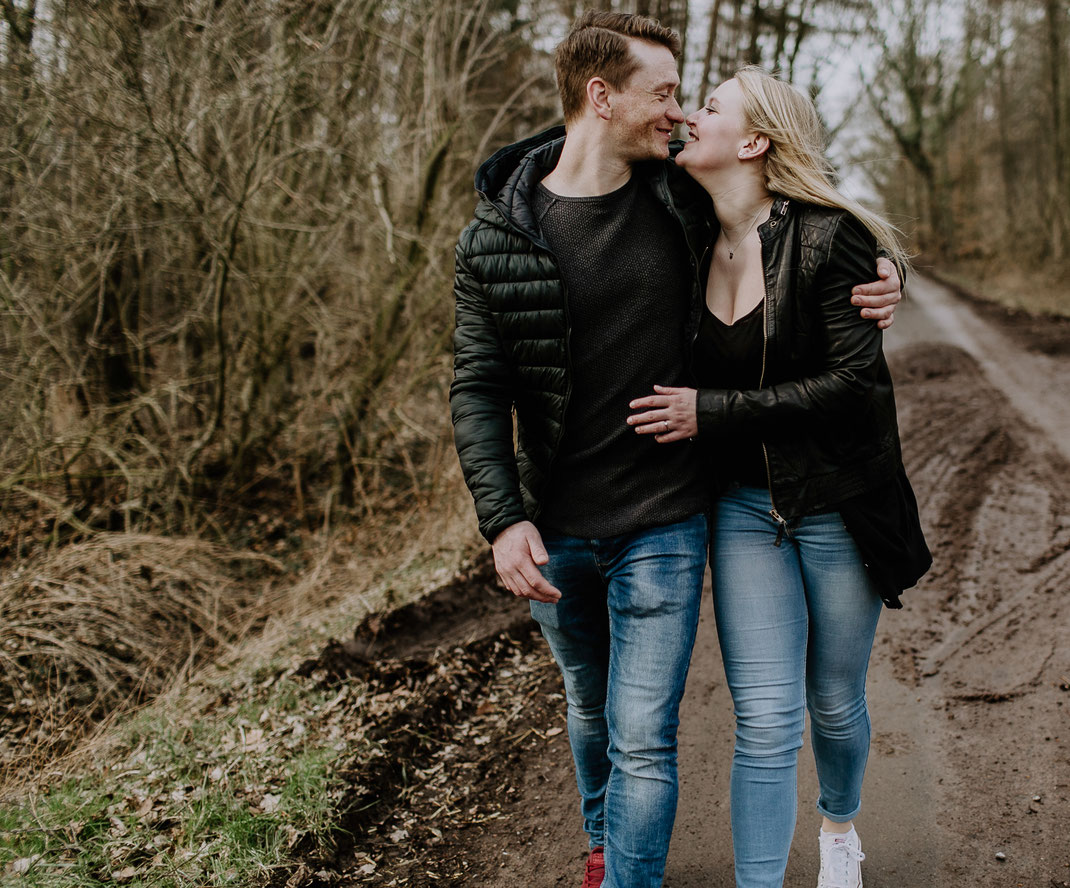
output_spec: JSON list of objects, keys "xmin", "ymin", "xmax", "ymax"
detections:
[
  {"xmin": 0, "ymin": 461, "xmax": 482, "ymax": 794},
  {"xmin": 0, "ymin": 493, "xmax": 486, "ymax": 886},
  {"xmin": 0, "ymin": 534, "xmax": 284, "ymax": 784},
  {"xmin": 0, "ymin": 0, "xmax": 554, "ymax": 790}
]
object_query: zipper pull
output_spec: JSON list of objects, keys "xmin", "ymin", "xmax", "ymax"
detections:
[{"xmin": 769, "ymin": 508, "xmax": 792, "ymax": 547}]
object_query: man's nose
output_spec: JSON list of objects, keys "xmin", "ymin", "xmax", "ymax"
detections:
[{"xmin": 667, "ymin": 97, "xmax": 686, "ymax": 124}]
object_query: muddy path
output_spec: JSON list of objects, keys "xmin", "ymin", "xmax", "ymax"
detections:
[{"xmin": 301, "ymin": 277, "xmax": 1070, "ymax": 887}]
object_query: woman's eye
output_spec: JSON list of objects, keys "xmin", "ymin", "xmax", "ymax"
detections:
[{"xmin": 704, "ymin": 106, "xmax": 716, "ymax": 114}]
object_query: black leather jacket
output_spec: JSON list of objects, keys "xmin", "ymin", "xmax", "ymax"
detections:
[
  {"xmin": 695, "ymin": 197, "xmax": 902, "ymax": 521},
  {"xmin": 450, "ymin": 127, "xmax": 712, "ymax": 543}
]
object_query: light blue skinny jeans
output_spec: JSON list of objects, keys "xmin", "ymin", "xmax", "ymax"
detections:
[
  {"xmin": 711, "ymin": 486, "xmax": 883, "ymax": 888},
  {"xmin": 529, "ymin": 513, "xmax": 707, "ymax": 888}
]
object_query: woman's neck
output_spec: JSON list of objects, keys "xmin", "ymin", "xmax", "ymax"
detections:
[{"xmin": 694, "ymin": 169, "xmax": 773, "ymax": 234}]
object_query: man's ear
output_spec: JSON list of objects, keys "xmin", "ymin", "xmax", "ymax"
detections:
[
  {"xmin": 587, "ymin": 77, "xmax": 613, "ymax": 121},
  {"xmin": 738, "ymin": 133, "xmax": 770, "ymax": 160}
]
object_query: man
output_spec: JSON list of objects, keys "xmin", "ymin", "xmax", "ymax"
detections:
[{"xmin": 450, "ymin": 12, "xmax": 901, "ymax": 888}]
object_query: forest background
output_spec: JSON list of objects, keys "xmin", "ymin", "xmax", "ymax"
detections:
[{"xmin": 0, "ymin": 0, "xmax": 1067, "ymax": 882}]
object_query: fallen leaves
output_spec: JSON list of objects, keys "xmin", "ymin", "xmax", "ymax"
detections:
[
  {"xmin": 0, "ymin": 673, "xmax": 348, "ymax": 887},
  {"xmin": 258, "ymin": 793, "xmax": 282, "ymax": 814},
  {"xmin": 321, "ymin": 624, "xmax": 568, "ymax": 886},
  {"xmin": 9, "ymin": 855, "xmax": 42, "ymax": 876}
]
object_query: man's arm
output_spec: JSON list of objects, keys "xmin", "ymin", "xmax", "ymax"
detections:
[
  {"xmin": 852, "ymin": 256, "xmax": 901, "ymax": 329},
  {"xmin": 450, "ymin": 234, "xmax": 561, "ymax": 603}
]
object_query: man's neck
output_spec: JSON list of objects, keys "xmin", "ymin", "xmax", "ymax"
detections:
[{"xmin": 541, "ymin": 123, "xmax": 635, "ymax": 197}]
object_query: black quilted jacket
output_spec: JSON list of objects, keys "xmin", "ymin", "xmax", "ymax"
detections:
[{"xmin": 449, "ymin": 126, "xmax": 713, "ymax": 543}]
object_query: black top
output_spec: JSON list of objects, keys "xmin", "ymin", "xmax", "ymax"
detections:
[
  {"xmin": 693, "ymin": 299, "xmax": 768, "ymax": 487},
  {"xmin": 531, "ymin": 177, "xmax": 706, "ymax": 538}
]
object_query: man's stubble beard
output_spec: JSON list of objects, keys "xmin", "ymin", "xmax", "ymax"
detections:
[
  {"xmin": 615, "ymin": 120, "xmax": 671, "ymax": 165},
  {"xmin": 616, "ymin": 128, "xmax": 663, "ymax": 166}
]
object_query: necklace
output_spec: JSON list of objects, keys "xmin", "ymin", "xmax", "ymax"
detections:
[{"xmin": 722, "ymin": 200, "xmax": 771, "ymax": 259}]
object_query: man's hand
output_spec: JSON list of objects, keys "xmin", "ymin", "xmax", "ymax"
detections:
[
  {"xmin": 492, "ymin": 521, "xmax": 562, "ymax": 603},
  {"xmin": 852, "ymin": 257, "xmax": 901, "ymax": 330},
  {"xmin": 627, "ymin": 385, "xmax": 698, "ymax": 442}
]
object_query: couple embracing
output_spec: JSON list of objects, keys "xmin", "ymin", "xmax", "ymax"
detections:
[{"xmin": 450, "ymin": 11, "xmax": 931, "ymax": 888}]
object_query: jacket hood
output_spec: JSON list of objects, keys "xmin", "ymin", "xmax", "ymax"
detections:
[
  {"xmin": 474, "ymin": 126, "xmax": 566, "ymax": 242},
  {"xmin": 475, "ymin": 126, "xmax": 565, "ymax": 195},
  {"xmin": 472, "ymin": 126, "xmax": 697, "ymax": 244}
]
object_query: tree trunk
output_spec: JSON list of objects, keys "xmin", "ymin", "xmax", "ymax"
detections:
[
  {"xmin": 698, "ymin": 0, "xmax": 724, "ymax": 103},
  {"xmin": 745, "ymin": 0, "xmax": 762, "ymax": 65},
  {"xmin": 994, "ymin": 37, "xmax": 1017, "ymax": 240},
  {"xmin": 1044, "ymin": 0, "xmax": 1068, "ymax": 259},
  {"xmin": 722, "ymin": 0, "xmax": 744, "ymax": 79}
]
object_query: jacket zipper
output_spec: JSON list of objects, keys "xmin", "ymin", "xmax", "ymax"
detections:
[{"xmin": 757, "ymin": 203, "xmax": 792, "ymax": 547}]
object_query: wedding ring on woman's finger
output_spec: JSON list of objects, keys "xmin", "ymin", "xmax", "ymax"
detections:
[{"xmin": 662, "ymin": 421, "xmax": 670, "ymax": 433}]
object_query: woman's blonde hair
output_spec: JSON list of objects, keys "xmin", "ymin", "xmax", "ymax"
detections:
[{"xmin": 733, "ymin": 66, "xmax": 911, "ymax": 274}]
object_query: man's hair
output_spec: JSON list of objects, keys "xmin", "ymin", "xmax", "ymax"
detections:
[{"xmin": 555, "ymin": 11, "xmax": 681, "ymax": 123}]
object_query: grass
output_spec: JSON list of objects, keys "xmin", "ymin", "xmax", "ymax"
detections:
[
  {"xmin": 0, "ymin": 493, "xmax": 485, "ymax": 886},
  {"xmin": 0, "ymin": 676, "xmax": 345, "ymax": 886}
]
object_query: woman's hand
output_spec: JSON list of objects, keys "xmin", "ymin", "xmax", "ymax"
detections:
[{"xmin": 627, "ymin": 385, "xmax": 698, "ymax": 443}]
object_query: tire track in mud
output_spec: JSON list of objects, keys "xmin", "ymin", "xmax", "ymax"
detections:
[
  {"xmin": 289, "ymin": 282, "xmax": 1070, "ymax": 887},
  {"xmin": 887, "ymin": 288, "xmax": 1070, "ymax": 701},
  {"xmin": 872, "ymin": 288, "xmax": 1070, "ymax": 886}
]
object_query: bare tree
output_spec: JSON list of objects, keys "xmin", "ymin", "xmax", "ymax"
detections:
[
  {"xmin": 860, "ymin": 0, "xmax": 1069, "ymax": 272},
  {"xmin": 863, "ymin": 0, "xmax": 981, "ymax": 254},
  {"xmin": 0, "ymin": 0, "xmax": 561, "ymax": 548}
]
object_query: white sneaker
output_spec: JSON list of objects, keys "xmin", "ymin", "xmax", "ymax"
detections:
[{"xmin": 817, "ymin": 827, "xmax": 865, "ymax": 888}]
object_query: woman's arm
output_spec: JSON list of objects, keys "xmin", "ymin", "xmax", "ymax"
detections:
[
  {"xmin": 628, "ymin": 213, "xmax": 882, "ymax": 440},
  {"xmin": 697, "ymin": 213, "xmax": 882, "ymax": 435}
]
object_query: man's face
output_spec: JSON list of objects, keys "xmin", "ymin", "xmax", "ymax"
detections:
[{"xmin": 607, "ymin": 40, "xmax": 684, "ymax": 162}]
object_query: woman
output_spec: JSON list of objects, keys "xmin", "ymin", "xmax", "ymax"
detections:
[{"xmin": 627, "ymin": 68, "xmax": 931, "ymax": 888}]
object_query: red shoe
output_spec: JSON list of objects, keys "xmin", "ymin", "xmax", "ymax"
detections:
[{"xmin": 581, "ymin": 846, "xmax": 605, "ymax": 888}]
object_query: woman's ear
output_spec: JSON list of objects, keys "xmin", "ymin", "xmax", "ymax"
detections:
[
  {"xmin": 738, "ymin": 133, "xmax": 770, "ymax": 160},
  {"xmin": 587, "ymin": 77, "xmax": 613, "ymax": 120}
]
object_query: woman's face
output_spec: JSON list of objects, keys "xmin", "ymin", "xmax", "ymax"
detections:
[{"xmin": 676, "ymin": 77, "xmax": 751, "ymax": 174}]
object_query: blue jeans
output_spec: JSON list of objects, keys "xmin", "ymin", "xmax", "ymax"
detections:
[
  {"xmin": 711, "ymin": 487, "xmax": 882, "ymax": 888},
  {"xmin": 529, "ymin": 513, "xmax": 707, "ymax": 888}
]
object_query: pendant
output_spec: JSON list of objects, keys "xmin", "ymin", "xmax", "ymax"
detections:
[{"xmin": 729, "ymin": 251, "xmax": 734, "ymax": 259}]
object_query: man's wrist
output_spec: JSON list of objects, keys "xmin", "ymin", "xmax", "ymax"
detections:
[{"xmin": 483, "ymin": 512, "xmax": 531, "ymax": 545}]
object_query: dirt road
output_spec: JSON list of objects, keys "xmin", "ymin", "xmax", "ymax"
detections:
[{"xmin": 316, "ymin": 277, "xmax": 1070, "ymax": 888}]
